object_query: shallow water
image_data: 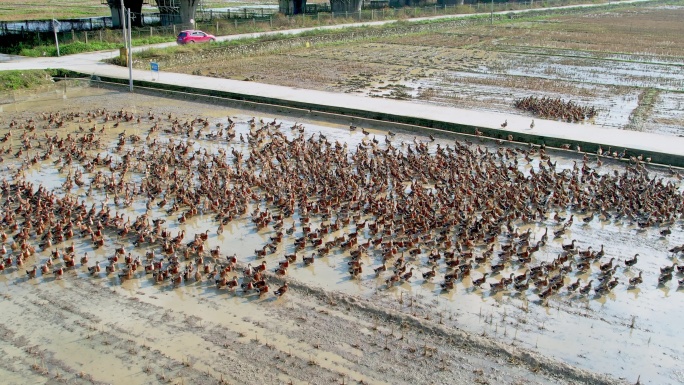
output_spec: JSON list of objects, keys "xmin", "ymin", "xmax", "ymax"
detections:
[{"xmin": 0, "ymin": 84, "xmax": 682, "ymax": 384}]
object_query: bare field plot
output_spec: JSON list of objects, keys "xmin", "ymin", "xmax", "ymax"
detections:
[
  {"xmin": 2, "ymin": 85, "xmax": 646, "ymax": 385},
  {"xmin": 161, "ymin": 3, "xmax": 684, "ymax": 134}
]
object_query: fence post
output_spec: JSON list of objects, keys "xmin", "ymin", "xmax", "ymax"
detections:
[
  {"xmin": 253, "ymin": 17, "xmax": 256, "ymax": 27},
  {"xmin": 317, "ymin": 12, "xmax": 320, "ymax": 25},
  {"xmin": 99, "ymin": 29, "xmax": 102, "ymax": 42},
  {"xmin": 85, "ymin": 31, "xmax": 88, "ymax": 44},
  {"xmin": 269, "ymin": 15, "xmax": 272, "ymax": 28},
  {"xmin": 150, "ymin": 26, "xmax": 153, "ymax": 37},
  {"xmin": 71, "ymin": 29, "xmax": 75, "ymax": 42},
  {"xmin": 234, "ymin": 18, "xmax": 238, "ymax": 29},
  {"xmin": 173, "ymin": 24, "xmax": 176, "ymax": 35}
]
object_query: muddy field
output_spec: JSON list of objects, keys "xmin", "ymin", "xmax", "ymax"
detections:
[
  {"xmin": 159, "ymin": 2, "xmax": 684, "ymax": 135},
  {"xmin": 0, "ymin": 83, "xmax": 683, "ymax": 385}
]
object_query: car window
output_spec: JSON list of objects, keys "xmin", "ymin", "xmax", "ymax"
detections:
[{"xmin": 178, "ymin": 32, "xmax": 187, "ymax": 37}]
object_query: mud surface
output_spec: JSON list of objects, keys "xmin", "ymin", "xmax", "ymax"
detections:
[{"xmin": 0, "ymin": 83, "xmax": 682, "ymax": 385}]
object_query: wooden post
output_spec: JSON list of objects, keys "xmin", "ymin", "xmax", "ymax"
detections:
[
  {"xmin": 85, "ymin": 31, "xmax": 88, "ymax": 44},
  {"xmin": 150, "ymin": 26, "xmax": 152, "ymax": 37},
  {"xmin": 269, "ymin": 15, "xmax": 272, "ymax": 28},
  {"xmin": 99, "ymin": 29, "xmax": 102, "ymax": 42},
  {"xmin": 71, "ymin": 29, "xmax": 75, "ymax": 42},
  {"xmin": 234, "ymin": 18, "xmax": 238, "ymax": 29}
]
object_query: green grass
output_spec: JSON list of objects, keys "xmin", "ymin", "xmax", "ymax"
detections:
[
  {"xmin": 16, "ymin": 36, "xmax": 173, "ymax": 57},
  {"xmin": 0, "ymin": 70, "xmax": 55, "ymax": 91}
]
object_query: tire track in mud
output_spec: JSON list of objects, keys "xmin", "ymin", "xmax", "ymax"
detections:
[
  {"xmin": 2, "ymin": 257, "xmax": 624, "ymax": 385},
  {"xmin": 2, "ymin": 274, "xmax": 381, "ymax": 384},
  {"xmin": 0, "ymin": 281, "xmax": 227, "ymax": 385},
  {"xmin": 259, "ymin": 275, "xmax": 626, "ymax": 385}
]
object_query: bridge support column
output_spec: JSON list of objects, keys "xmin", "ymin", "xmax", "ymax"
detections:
[
  {"xmin": 330, "ymin": 0, "xmax": 362, "ymax": 13},
  {"xmin": 106, "ymin": 0, "xmax": 145, "ymax": 28},
  {"xmin": 437, "ymin": 0, "xmax": 464, "ymax": 5},
  {"xmin": 279, "ymin": 0, "xmax": 307, "ymax": 15}
]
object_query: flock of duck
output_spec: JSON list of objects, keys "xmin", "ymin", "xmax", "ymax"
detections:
[
  {"xmin": 0, "ymin": 107, "xmax": 683, "ymax": 306},
  {"xmin": 514, "ymin": 96, "xmax": 598, "ymax": 123}
]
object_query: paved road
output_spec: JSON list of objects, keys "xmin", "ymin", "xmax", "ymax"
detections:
[{"xmin": 2, "ymin": 0, "xmax": 680, "ymax": 164}]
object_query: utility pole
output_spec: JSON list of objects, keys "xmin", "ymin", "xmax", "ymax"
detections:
[
  {"xmin": 128, "ymin": 8, "xmax": 133, "ymax": 92},
  {"xmin": 52, "ymin": 19, "xmax": 60, "ymax": 57},
  {"xmin": 491, "ymin": 0, "xmax": 494, "ymax": 25},
  {"xmin": 120, "ymin": 0, "xmax": 126, "ymax": 41}
]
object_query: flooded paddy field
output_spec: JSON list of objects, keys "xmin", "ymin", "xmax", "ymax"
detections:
[
  {"xmin": 158, "ymin": 2, "xmax": 684, "ymax": 135},
  {"xmin": 0, "ymin": 84, "xmax": 683, "ymax": 384}
]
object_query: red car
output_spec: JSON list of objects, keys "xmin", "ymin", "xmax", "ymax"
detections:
[{"xmin": 176, "ymin": 30, "xmax": 216, "ymax": 44}]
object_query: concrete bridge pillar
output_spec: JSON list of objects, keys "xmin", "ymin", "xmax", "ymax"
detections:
[
  {"xmin": 106, "ymin": 0, "xmax": 145, "ymax": 27},
  {"xmin": 279, "ymin": 0, "xmax": 307, "ymax": 15},
  {"xmin": 437, "ymin": 0, "xmax": 464, "ymax": 5},
  {"xmin": 155, "ymin": 0, "xmax": 183, "ymax": 26},
  {"xmin": 330, "ymin": 0, "xmax": 363, "ymax": 13}
]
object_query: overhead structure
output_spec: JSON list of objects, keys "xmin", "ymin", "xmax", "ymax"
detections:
[
  {"xmin": 279, "ymin": 0, "xmax": 307, "ymax": 15},
  {"xmin": 105, "ymin": 0, "xmax": 146, "ymax": 27},
  {"xmin": 155, "ymin": 0, "xmax": 182, "ymax": 25},
  {"xmin": 104, "ymin": 0, "xmax": 198, "ymax": 26},
  {"xmin": 330, "ymin": 0, "xmax": 362, "ymax": 13},
  {"xmin": 437, "ymin": 0, "xmax": 464, "ymax": 5}
]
